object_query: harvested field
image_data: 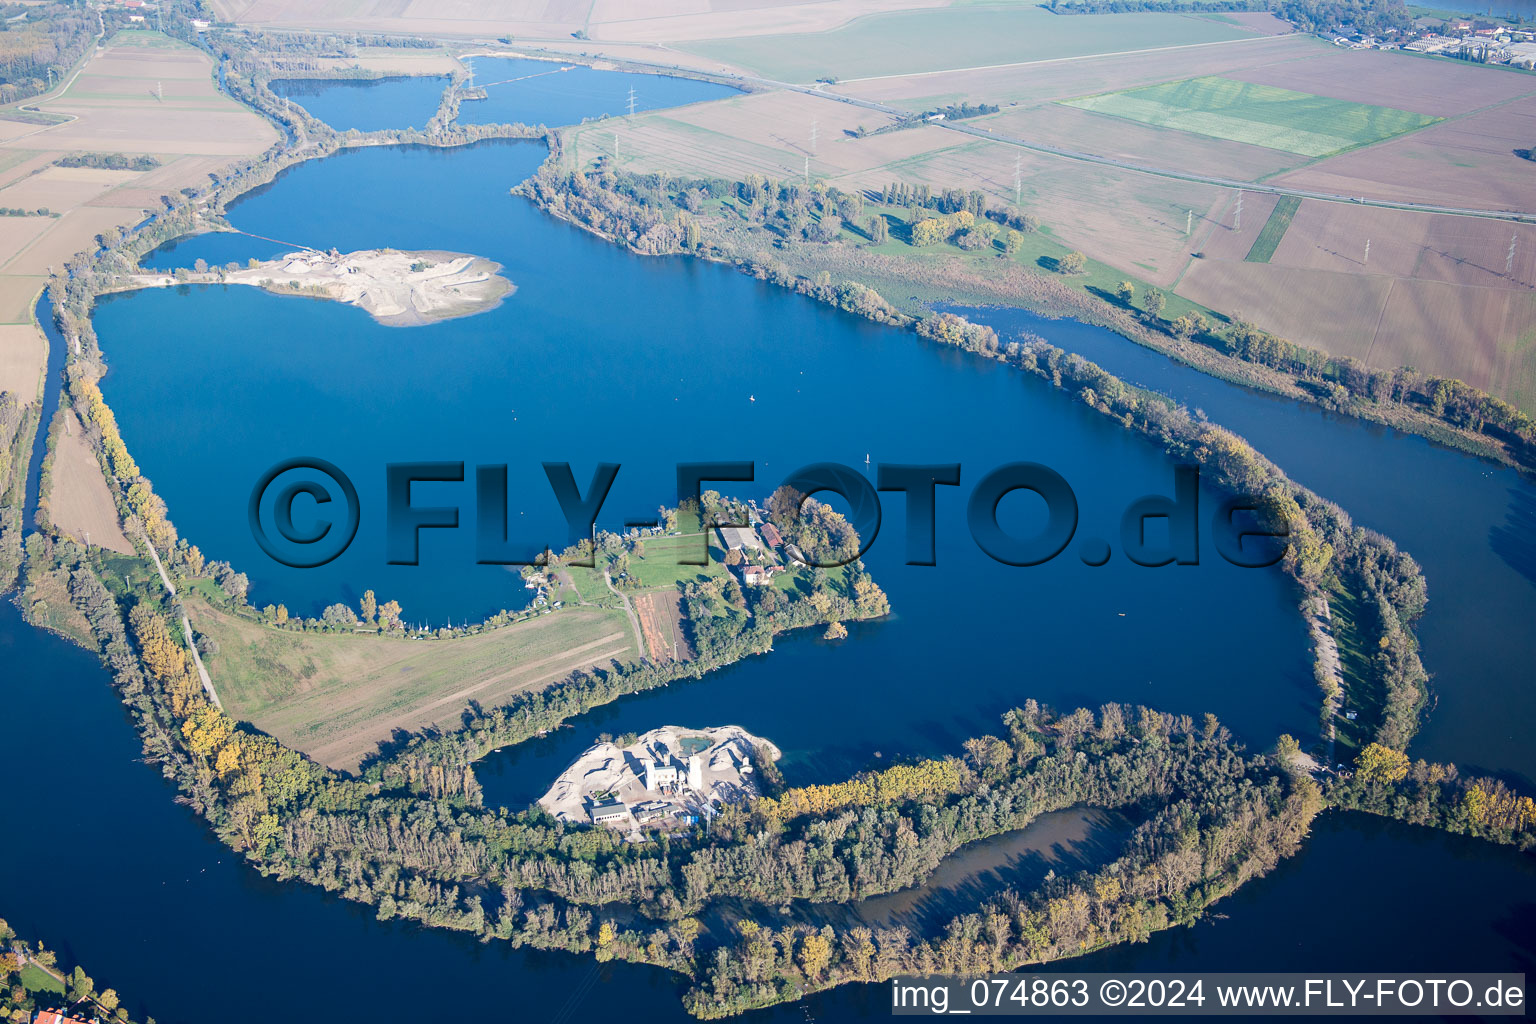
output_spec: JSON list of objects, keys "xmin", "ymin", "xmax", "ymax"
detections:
[
  {"xmin": 87, "ymin": 154, "xmax": 237, "ymax": 209},
  {"xmin": 1191, "ymin": 189, "xmax": 1280, "ymax": 262},
  {"xmin": 634, "ymin": 589, "xmax": 694, "ymax": 664},
  {"xmin": 1271, "ymin": 96, "xmax": 1536, "ymax": 212},
  {"xmin": 0, "ymin": 275, "xmax": 42, "ymax": 323},
  {"xmin": 47, "ymin": 410, "xmax": 132, "ymax": 555},
  {"xmin": 1176, "ymin": 259, "xmax": 1388, "ymax": 360},
  {"xmin": 0, "ymin": 34, "xmax": 276, "ymax": 416},
  {"xmin": 982, "ymin": 103, "xmax": 1305, "ymax": 183},
  {"xmin": 1176, "ymin": 252, "xmax": 1536, "ymax": 403},
  {"xmin": 215, "ymin": 0, "xmax": 939, "ymax": 44},
  {"xmin": 0, "ymin": 205, "xmax": 142, "ymax": 273},
  {"xmin": 0, "ymin": 120, "xmax": 46, "ymax": 143},
  {"xmin": 0, "ymin": 151, "xmax": 56, "ymax": 189},
  {"xmin": 1270, "ymin": 203, "xmax": 1536, "ymax": 291},
  {"xmin": 0, "ymin": 323, "xmax": 43, "ymax": 398},
  {"xmin": 1369, "ymin": 281, "xmax": 1536, "ymax": 397},
  {"xmin": 196, "ymin": 599, "xmax": 640, "ymax": 771},
  {"xmin": 1224, "ymin": 48, "xmax": 1536, "ymax": 118},
  {"xmin": 8, "ymin": 33, "xmax": 279, "ymax": 158},
  {"xmin": 0, "ymin": 217, "xmax": 55, "ymax": 270},
  {"xmin": 832, "ymin": 32, "xmax": 1322, "ymax": 110},
  {"xmin": 591, "ymin": 0, "xmax": 942, "ymax": 43},
  {"xmin": 565, "ymin": 90, "xmax": 928, "ymax": 181},
  {"xmin": 682, "ymin": 7, "xmax": 1258, "ymax": 83},
  {"xmin": 0, "ymin": 166, "xmax": 142, "ymax": 212},
  {"xmin": 1063, "ymin": 75, "xmax": 1439, "ymax": 157}
]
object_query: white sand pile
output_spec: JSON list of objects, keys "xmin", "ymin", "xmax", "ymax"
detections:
[
  {"xmin": 539, "ymin": 725, "xmax": 781, "ymax": 828},
  {"xmin": 131, "ymin": 248, "xmax": 514, "ymax": 327}
]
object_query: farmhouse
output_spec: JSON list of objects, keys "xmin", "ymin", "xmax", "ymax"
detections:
[
  {"xmin": 741, "ymin": 564, "xmax": 781, "ymax": 586},
  {"xmin": 759, "ymin": 522, "xmax": 783, "ymax": 548}
]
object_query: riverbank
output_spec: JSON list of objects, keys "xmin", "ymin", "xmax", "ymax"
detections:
[
  {"xmin": 125, "ymin": 248, "xmax": 513, "ymax": 327},
  {"xmin": 527, "ymin": 161, "xmax": 1532, "ymax": 473}
]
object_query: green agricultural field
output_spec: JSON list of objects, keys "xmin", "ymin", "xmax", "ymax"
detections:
[
  {"xmin": 682, "ymin": 7, "xmax": 1253, "ymax": 83},
  {"xmin": 1245, "ymin": 195, "xmax": 1301, "ymax": 263},
  {"xmin": 1063, "ymin": 76, "xmax": 1439, "ymax": 157}
]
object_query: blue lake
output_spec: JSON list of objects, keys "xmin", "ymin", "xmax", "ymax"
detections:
[
  {"xmin": 3, "ymin": 64, "xmax": 1534, "ymax": 1024},
  {"xmin": 947, "ymin": 305, "xmax": 1536, "ymax": 786},
  {"xmin": 99, "ymin": 139, "xmax": 1315, "ymax": 789},
  {"xmin": 273, "ymin": 60, "xmax": 740, "ymax": 133},
  {"xmin": 457, "ymin": 57, "xmax": 741, "ymax": 126},
  {"xmin": 271, "ymin": 75, "xmax": 448, "ymax": 132},
  {"xmin": 2, "ymin": 599, "xmax": 1533, "ymax": 1024}
]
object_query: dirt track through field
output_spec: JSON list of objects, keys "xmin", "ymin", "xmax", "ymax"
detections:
[{"xmin": 306, "ymin": 631, "xmax": 632, "ymax": 768}]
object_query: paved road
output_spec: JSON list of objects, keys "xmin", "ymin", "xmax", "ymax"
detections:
[{"xmin": 141, "ymin": 531, "xmax": 223, "ymax": 710}]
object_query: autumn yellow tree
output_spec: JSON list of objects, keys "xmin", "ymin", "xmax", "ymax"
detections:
[
  {"xmin": 1357, "ymin": 742, "xmax": 1410, "ymax": 783},
  {"xmin": 797, "ymin": 931, "xmax": 833, "ymax": 980}
]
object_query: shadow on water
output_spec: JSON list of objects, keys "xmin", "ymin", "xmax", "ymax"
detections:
[
  {"xmin": 1489, "ymin": 484, "xmax": 1536, "ymax": 591},
  {"xmin": 698, "ymin": 809, "xmax": 1135, "ymax": 941}
]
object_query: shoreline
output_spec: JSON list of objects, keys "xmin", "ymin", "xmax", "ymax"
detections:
[{"xmin": 121, "ymin": 247, "xmax": 513, "ymax": 327}]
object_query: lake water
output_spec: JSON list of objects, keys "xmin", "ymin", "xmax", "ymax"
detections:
[
  {"xmin": 2, "ymin": 600, "xmax": 1533, "ymax": 1024},
  {"xmin": 945, "ymin": 305, "xmax": 1536, "ymax": 786},
  {"xmin": 273, "ymin": 61, "xmax": 739, "ymax": 134},
  {"xmin": 100, "ymin": 139, "xmax": 1314, "ymax": 791},
  {"xmin": 8, "ymin": 68, "xmax": 1536, "ymax": 1024},
  {"xmin": 456, "ymin": 57, "xmax": 741, "ymax": 126},
  {"xmin": 271, "ymin": 76, "xmax": 448, "ymax": 132}
]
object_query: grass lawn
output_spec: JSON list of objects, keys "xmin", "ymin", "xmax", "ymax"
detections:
[
  {"xmin": 1063, "ymin": 76, "xmax": 1439, "ymax": 157},
  {"xmin": 566, "ymin": 566, "xmax": 620, "ymax": 607},
  {"xmin": 1245, "ymin": 195, "xmax": 1300, "ymax": 263},
  {"xmin": 20, "ymin": 964, "xmax": 64, "ymax": 995},
  {"xmin": 681, "ymin": 6, "xmax": 1254, "ymax": 82},
  {"xmin": 1327, "ymin": 582, "xmax": 1380, "ymax": 758},
  {"xmin": 621, "ymin": 532, "xmax": 728, "ymax": 590},
  {"xmin": 192, "ymin": 596, "xmax": 638, "ymax": 771}
]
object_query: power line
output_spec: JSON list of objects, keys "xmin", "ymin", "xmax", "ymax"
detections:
[
  {"xmin": 809, "ymin": 119, "xmax": 818, "ymax": 156},
  {"xmin": 1509, "ymin": 232, "xmax": 1519, "ymax": 276},
  {"xmin": 627, "ymin": 86, "xmax": 636, "ymax": 117},
  {"xmin": 1234, "ymin": 191, "xmax": 1243, "ymax": 232}
]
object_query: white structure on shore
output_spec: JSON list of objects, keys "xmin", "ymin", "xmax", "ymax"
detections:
[
  {"xmin": 642, "ymin": 752, "xmax": 706, "ymax": 795},
  {"xmin": 538, "ymin": 726, "xmax": 780, "ymax": 830}
]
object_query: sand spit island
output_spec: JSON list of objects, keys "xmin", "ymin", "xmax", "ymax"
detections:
[
  {"xmin": 129, "ymin": 248, "xmax": 514, "ymax": 326},
  {"xmin": 540, "ymin": 725, "xmax": 780, "ymax": 832}
]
